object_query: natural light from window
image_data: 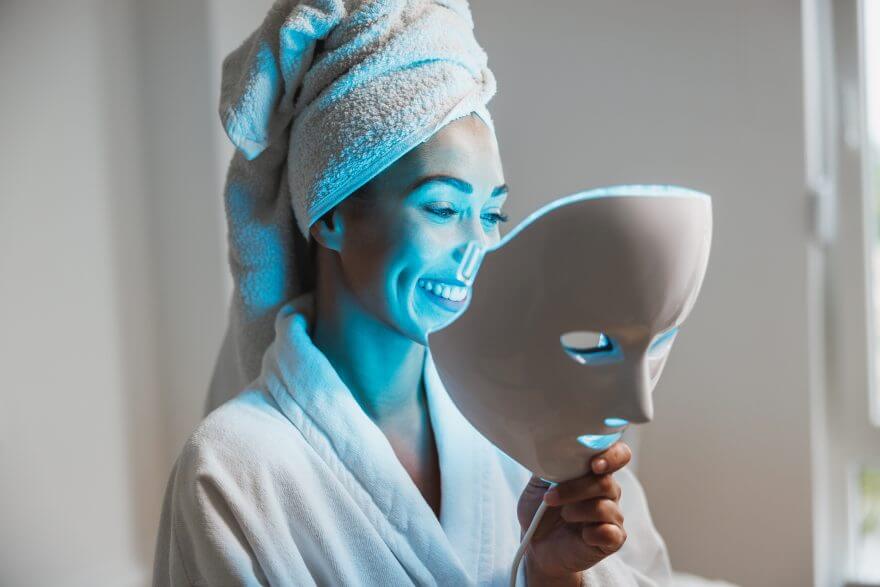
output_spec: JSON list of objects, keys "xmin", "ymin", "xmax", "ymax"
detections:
[
  {"xmin": 860, "ymin": 0, "xmax": 880, "ymax": 582},
  {"xmin": 870, "ymin": 0, "xmax": 880, "ymax": 420}
]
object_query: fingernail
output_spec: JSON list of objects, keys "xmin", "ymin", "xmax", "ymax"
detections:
[
  {"xmin": 593, "ymin": 459, "xmax": 608, "ymax": 473},
  {"xmin": 543, "ymin": 487, "xmax": 559, "ymax": 505}
]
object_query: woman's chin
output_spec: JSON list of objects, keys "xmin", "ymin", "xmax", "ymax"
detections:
[
  {"xmin": 404, "ymin": 315, "xmax": 451, "ymax": 346},
  {"xmin": 408, "ymin": 290, "xmax": 467, "ymax": 344},
  {"xmin": 418, "ymin": 314, "xmax": 460, "ymax": 343}
]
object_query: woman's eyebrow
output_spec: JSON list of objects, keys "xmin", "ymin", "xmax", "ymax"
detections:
[
  {"xmin": 491, "ymin": 184, "xmax": 509, "ymax": 198},
  {"xmin": 411, "ymin": 175, "xmax": 509, "ymax": 197}
]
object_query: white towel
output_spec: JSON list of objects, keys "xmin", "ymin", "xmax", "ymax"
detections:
[{"xmin": 206, "ymin": 0, "xmax": 496, "ymax": 412}]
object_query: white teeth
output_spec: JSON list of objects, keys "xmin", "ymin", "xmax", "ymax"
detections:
[{"xmin": 417, "ymin": 279, "xmax": 468, "ymax": 302}]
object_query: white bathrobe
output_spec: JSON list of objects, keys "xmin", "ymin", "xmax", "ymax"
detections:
[{"xmin": 153, "ymin": 295, "xmax": 672, "ymax": 586}]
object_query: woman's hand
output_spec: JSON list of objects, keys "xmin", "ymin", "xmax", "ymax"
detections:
[{"xmin": 516, "ymin": 441, "xmax": 632, "ymax": 586}]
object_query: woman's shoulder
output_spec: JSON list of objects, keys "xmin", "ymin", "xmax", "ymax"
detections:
[
  {"xmin": 156, "ymin": 390, "xmax": 324, "ymax": 585},
  {"xmin": 174, "ymin": 388, "xmax": 313, "ymax": 483}
]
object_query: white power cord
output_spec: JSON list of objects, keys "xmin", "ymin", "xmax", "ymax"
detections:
[{"xmin": 509, "ymin": 482, "xmax": 557, "ymax": 587}]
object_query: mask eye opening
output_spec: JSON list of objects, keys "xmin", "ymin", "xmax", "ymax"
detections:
[
  {"xmin": 582, "ymin": 333, "xmax": 614, "ymax": 354},
  {"xmin": 560, "ymin": 331, "xmax": 622, "ymax": 365}
]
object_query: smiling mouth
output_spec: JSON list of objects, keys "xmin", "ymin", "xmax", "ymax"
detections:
[{"xmin": 417, "ymin": 278, "xmax": 470, "ymax": 310}]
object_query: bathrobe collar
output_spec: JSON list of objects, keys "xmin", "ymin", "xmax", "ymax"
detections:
[{"xmin": 257, "ymin": 294, "xmax": 495, "ymax": 585}]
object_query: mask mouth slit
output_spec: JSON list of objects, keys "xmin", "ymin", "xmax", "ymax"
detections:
[{"xmin": 578, "ymin": 431, "xmax": 623, "ymax": 450}]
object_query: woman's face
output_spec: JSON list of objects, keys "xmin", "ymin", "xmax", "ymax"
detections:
[{"xmin": 314, "ymin": 113, "xmax": 508, "ymax": 344}]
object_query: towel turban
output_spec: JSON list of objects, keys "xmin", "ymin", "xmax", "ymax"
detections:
[{"xmin": 206, "ymin": 0, "xmax": 498, "ymax": 411}]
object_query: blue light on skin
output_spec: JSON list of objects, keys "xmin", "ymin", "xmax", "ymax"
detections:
[
  {"xmin": 307, "ymin": 113, "xmax": 509, "ymax": 424},
  {"xmin": 305, "ymin": 114, "xmax": 508, "ymax": 514},
  {"xmin": 309, "ymin": 113, "xmax": 509, "ymax": 346}
]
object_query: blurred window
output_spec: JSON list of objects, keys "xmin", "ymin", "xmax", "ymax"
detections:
[
  {"xmin": 854, "ymin": 464, "xmax": 880, "ymax": 581},
  {"xmin": 867, "ymin": 0, "xmax": 880, "ymax": 427},
  {"xmin": 812, "ymin": 0, "xmax": 880, "ymax": 583},
  {"xmin": 859, "ymin": 0, "xmax": 880, "ymax": 580}
]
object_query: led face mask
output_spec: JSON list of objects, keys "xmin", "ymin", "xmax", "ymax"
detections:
[{"xmin": 428, "ymin": 185, "xmax": 712, "ymax": 483}]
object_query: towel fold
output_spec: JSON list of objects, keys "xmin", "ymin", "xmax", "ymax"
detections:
[{"xmin": 206, "ymin": 0, "xmax": 497, "ymax": 412}]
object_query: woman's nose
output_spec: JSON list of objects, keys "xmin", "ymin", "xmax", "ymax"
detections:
[{"xmin": 451, "ymin": 221, "xmax": 492, "ymax": 265}]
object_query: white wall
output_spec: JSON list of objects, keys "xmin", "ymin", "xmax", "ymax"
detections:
[
  {"xmin": 130, "ymin": 0, "xmax": 229, "ymax": 470},
  {"xmin": 0, "ymin": 1, "xmax": 227, "ymax": 584},
  {"xmin": 470, "ymin": 1, "xmax": 813, "ymax": 586},
  {"xmin": 0, "ymin": 2, "xmax": 161, "ymax": 584}
]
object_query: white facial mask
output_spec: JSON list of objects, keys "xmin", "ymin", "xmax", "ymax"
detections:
[{"xmin": 427, "ymin": 185, "xmax": 712, "ymax": 482}]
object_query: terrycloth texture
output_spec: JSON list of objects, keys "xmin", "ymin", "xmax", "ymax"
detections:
[
  {"xmin": 206, "ymin": 0, "xmax": 496, "ymax": 412},
  {"xmin": 155, "ymin": 295, "xmax": 673, "ymax": 586}
]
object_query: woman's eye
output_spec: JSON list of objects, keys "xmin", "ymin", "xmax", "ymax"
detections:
[
  {"xmin": 481, "ymin": 211, "xmax": 509, "ymax": 226},
  {"xmin": 421, "ymin": 203, "xmax": 509, "ymax": 225},
  {"xmin": 423, "ymin": 203, "xmax": 459, "ymax": 218}
]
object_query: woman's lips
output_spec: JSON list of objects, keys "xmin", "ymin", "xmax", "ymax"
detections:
[{"xmin": 417, "ymin": 278, "xmax": 469, "ymax": 312}]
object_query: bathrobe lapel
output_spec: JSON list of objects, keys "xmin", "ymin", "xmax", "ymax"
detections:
[
  {"xmin": 260, "ymin": 296, "xmax": 495, "ymax": 585},
  {"xmin": 424, "ymin": 349, "xmax": 495, "ymax": 582}
]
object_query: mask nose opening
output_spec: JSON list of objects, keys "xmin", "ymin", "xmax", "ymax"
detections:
[{"xmin": 604, "ymin": 417, "xmax": 629, "ymax": 428}]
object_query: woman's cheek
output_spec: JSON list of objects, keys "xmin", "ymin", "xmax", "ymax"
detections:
[{"xmin": 400, "ymin": 220, "xmax": 445, "ymax": 266}]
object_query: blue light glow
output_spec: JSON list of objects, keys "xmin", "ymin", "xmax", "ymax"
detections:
[
  {"xmin": 227, "ymin": 182, "xmax": 287, "ymax": 321},
  {"xmin": 578, "ymin": 431, "xmax": 623, "ymax": 451},
  {"xmin": 603, "ymin": 418, "xmax": 629, "ymax": 428},
  {"xmin": 648, "ymin": 326, "xmax": 679, "ymax": 360}
]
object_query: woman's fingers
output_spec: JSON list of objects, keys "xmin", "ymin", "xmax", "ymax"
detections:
[
  {"xmin": 582, "ymin": 523, "xmax": 628, "ymax": 555},
  {"xmin": 539, "ymin": 441, "xmax": 631, "ymax": 506},
  {"xmin": 543, "ymin": 473, "xmax": 621, "ymax": 506},
  {"xmin": 590, "ymin": 441, "xmax": 632, "ymax": 475},
  {"xmin": 559, "ymin": 498, "xmax": 624, "ymax": 525}
]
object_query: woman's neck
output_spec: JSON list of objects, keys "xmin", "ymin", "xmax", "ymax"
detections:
[{"xmin": 311, "ymin": 258, "xmax": 426, "ymax": 425}]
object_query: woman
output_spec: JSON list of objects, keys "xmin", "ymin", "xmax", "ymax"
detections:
[{"xmin": 154, "ymin": 1, "xmax": 671, "ymax": 585}]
